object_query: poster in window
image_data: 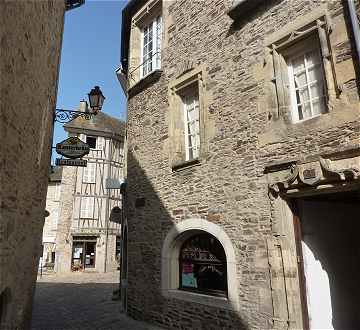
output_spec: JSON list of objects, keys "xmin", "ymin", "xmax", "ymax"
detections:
[
  {"xmin": 73, "ymin": 247, "xmax": 82, "ymax": 259},
  {"xmin": 182, "ymin": 263, "xmax": 197, "ymax": 288}
]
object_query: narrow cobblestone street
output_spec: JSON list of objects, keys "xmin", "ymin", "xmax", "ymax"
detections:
[{"xmin": 31, "ymin": 271, "xmax": 162, "ymax": 330}]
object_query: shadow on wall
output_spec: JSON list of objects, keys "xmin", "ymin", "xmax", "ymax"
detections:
[{"xmin": 125, "ymin": 150, "xmax": 250, "ymax": 329}]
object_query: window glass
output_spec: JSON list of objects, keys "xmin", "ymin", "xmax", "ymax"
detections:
[
  {"xmin": 288, "ymin": 43, "xmax": 327, "ymax": 122},
  {"xmin": 183, "ymin": 90, "xmax": 200, "ymax": 161},
  {"xmin": 141, "ymin": 16, "xmax": 162, "ymax": 78},
  {"xmin": 179, "ymin": 233, "xmax": 227, "ymax": 295},
  {"xmin": 86, "ymin": 136, "xmax": 97, "ymax": 149}
]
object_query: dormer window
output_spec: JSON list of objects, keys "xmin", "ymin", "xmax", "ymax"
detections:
[{"xmin": 86, "ymin": 136, "xmax": 97, "ymax": 149}]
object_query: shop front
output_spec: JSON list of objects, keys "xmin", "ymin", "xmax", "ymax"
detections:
[{"xmin": 71, "ymin": 236, "xmax": 97, "ymax": 271}]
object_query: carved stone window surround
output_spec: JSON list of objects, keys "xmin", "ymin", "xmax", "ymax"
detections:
[
  {"xmin": 168, "ymin": 65, "xmax": 209, "ymax": 171},
  {"xmin": 127, "ymin": 0, "xmax": 162, "ymax": 89},
  {"xmin": 265, "ymin": 6, "xmax": 340, "ymax": 124}
]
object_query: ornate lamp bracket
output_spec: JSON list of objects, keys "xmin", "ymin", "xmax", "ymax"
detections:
[{"xmin": 54, "ymin": 109, "xmax": 94, "ymax": 123}]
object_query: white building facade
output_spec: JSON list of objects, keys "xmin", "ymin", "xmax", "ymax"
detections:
[{"xmin": 54, "ymin": 102, "xmax": 126, "ymax": 273}]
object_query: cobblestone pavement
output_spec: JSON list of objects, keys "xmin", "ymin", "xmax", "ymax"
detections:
[{"xmin": 31, "ymin": 271, "xmax": 163, "ymax": 330}]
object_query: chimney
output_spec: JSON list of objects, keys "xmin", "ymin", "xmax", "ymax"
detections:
[{"xmin": 78, "ymin": 100, "xmax": 88, "ymax": 112}]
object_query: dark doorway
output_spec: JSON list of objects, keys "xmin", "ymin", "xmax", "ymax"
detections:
[
  {"xmin": 72, "ymin": 236, "xmax": 97, "ymax": 271},
  {"xmin": 294, "ymin": 190, "xmax": 360, "ymax": 329}
]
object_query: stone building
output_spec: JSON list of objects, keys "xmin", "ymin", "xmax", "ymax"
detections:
[
  {"xmin": 0, "ymin": 1, "xmax": 69, "ymax": 328},
  {"xmin": 41, "ymin": 166, "xmax": 63, "ymax": 270},
  {"xmin": 120, "ymin": 0, "xmax": 360, "ymax": 329},
  {"xmin": 55, "ymin": 101, "xmax": 126, "ymax": 274}
]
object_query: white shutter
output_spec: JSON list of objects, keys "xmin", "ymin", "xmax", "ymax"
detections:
[
  {"xmin": 83, "ymin": 163, "xmax": 96, "ymax": 183},
  {"xmin": 80, "ymin": 197, "xmax": 88, "ymax": 218},
  {"xmin": 80, "ymin": 197, "xmax": 94, "ymax": 218}
]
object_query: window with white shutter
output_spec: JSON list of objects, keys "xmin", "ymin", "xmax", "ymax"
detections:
[
  {"xmin": 80, "ymin": 197, "xmax": 94, "ymax": 219},
  {"xmin": 83, "ymin": 162, "xmax": 96, "ymax": 183}
]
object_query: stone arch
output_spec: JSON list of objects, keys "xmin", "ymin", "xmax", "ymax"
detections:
[{"xmin": 161, "ymin": 218, "xmax": 239, "ymax": 310}]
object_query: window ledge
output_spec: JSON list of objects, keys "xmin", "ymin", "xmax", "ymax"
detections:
[
  {"xmin": 128, "ymin": 69, "xmax": 162, "ymax": 98},
  {"xmin": 171, "ymin": 158, "xmax": 201, "ymax": 172},
  {"xmin": 163, "ymin": 289, "xmax": 237, "ymax": 311}
]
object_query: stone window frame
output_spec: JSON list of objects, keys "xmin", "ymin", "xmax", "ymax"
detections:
[
  {"xmin": 168, "ymin": 66, "xmax": 209, "ymax": 171},
  {"xmin": 265, "ymin": 7, "xmax": 340, "ymax": 124},
  {"xmin": 127, "ymin": 0, "xmax": 163, "ymax": 89},
  {"xmin": 161, "ymin": 218, "xmax": 240, "ymax": 311}
]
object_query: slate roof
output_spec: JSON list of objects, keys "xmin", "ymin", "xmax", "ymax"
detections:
[{"xmin": 63, "ymin": 112, "xmax": 126, "ymax": 138}]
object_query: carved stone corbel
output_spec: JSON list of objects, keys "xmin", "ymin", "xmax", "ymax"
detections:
[
  {"xmin": 320, "ymin": 157, "xmax": 360, "ymax": 181},
  {"xmin": 269, "ymin": 164, "xmax": 299, "ymax": 198}
]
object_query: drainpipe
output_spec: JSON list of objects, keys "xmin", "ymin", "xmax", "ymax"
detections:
[{"xmin": 347, "ymin": 0, "xmax": 360, "ymax": 63}]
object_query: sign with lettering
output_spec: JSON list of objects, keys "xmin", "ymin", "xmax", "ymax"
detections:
[
  {"xmin": 55, "ymin": 158, "xmax": 87, "ymax": 167},
  {"xmin": 56, "ymin": 137, "xmax": 90, "ymax": 159}
]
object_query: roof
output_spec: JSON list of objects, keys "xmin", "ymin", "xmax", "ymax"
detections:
[
  {"xmin": 49, "ymin": 166, "xmax": 62, "ymax": 182},
  {"xmin": 63, "ymin": 111, "xmax": 126, "ymax": 139},
  {"xmin": 121, "ymin": 0, "xmax": 146, "ymax": 72}
]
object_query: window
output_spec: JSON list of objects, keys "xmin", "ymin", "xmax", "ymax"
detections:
[
  {"xmin": 96, "ymin": 137, "xmax": 104, "ymax": 151},
  {"xmin": 169, "ymin": 66, "xmax": 208, "ymax": 170},
  {"xmin": 183, "ymin": 90, "xmax": 200, "ymax": 161},
  {"xmin": 161, "ymin": 219, "xmax": 239, "ymax": 310},
  {"xmin": 83, "ymin": 162, "xmax": 96, "ymax": 183},
  {"xmin": 80, "ymin": 197, "xmax": 94, "ymax": 219},
  {"xmin": 86, "ymin": 136, "xmax": 97, "ymax": 149},
  {"xmin": 141, "ymin": 15, "xmax": 162, "ymax": 78},
  {"xmin": 54, "ymin": 183, "xmax": 61, "ymax": 201},
  {"xmin": 267, "ymin": 11, "xmax": 338, "ymax": 124},
  {"xmin": 287, "ymin": 37, "xmax": 327, "ymax": 122},
  {"xmin": 179, "ymin": 233, "xmax": 227, "ymax": 296}
]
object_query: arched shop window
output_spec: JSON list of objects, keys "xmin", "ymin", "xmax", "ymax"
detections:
[{"xmin": 179, "ymin": 233, "xmax": 227, "ymax": 296}]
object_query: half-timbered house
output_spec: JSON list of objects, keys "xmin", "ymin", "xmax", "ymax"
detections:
[{"xmin": 55, "ymin": 101, "xmax": 126, "ymax": 273}]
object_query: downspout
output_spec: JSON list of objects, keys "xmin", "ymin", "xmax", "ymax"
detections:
[{"xmin": 347, "ymin": 0, "xmax": 360, "ymax": 62}]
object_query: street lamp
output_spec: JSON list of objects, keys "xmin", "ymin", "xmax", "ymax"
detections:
[
  {"xmin": 88, "ymin": 86, "xmax": 105, "ymax": 113},
  {"xmin": 54, "ymin": 86, "xmax": 105, "ymax": 123}
]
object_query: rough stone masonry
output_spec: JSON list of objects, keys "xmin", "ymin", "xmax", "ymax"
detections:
[
  {"xmin": 122, "ymin": 0, "xmax": 360, "ymax": 329},
  {"xmin": 0, "ymin": 1, "xmax": 65, "ymax": 328}
]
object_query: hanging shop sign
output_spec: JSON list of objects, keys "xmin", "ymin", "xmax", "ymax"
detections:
[
  {"xmin": 56, "ymin": 137, "xmax": 90, "ymax": 159},
  {"xmin": 55, "ymin": 158, "xmax": 87, "ymax": 167},
  {"xmin": 110, "ymin": 206, "xmax": 122, "ymax": 224}
]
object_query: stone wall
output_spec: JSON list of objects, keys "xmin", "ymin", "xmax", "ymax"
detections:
[
  {"xmin": 125, "ymin": 0, "xmax": 359, "ymax": 329},
  {"xmin": 0, "ymin": 1, "xmax": 65, "ymax": 328}
]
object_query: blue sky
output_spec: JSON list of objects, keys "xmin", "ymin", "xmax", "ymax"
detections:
[{"xmin": 53, "ymin": 0, "xmax": 128, "ymax": 164}]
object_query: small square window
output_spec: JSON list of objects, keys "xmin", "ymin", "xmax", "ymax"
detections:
[{"xmin": 86, "ymin": 136, "xmax": 97, "ymax": 149}]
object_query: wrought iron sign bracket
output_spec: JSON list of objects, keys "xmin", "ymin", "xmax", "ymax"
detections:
[{"xmin": 54, "ymin": 108, "xmax": 95, "ymax": 123}]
